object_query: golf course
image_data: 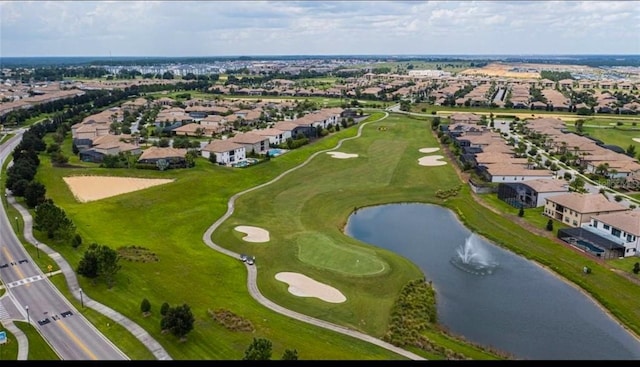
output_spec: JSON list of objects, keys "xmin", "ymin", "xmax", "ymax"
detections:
[{"xmin": 23, "ymin": 110, "xmax": 640, "ymax": 360}]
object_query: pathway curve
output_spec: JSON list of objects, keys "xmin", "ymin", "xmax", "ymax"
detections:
[{"xmin": 202, "ymin": 112, "xmax": 426, "ymax": 361}]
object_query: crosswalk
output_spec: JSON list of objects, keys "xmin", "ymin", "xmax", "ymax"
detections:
[
  {"xmin": 5, "ymin": 275, "xmax": 44, "ymax": 289},
  {"xmin": 0, "ymin": 301, "xmax": 9, "ymax": 320}
]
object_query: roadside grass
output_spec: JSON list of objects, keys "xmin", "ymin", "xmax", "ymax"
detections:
[
  {"xmin": 33, "ymin": 115, "xmax": 412, "ymax": 360},
  {"xmin": 18, "ymin": 110, "xmax": 640, "ymax": 360},
  {"xmin": 420, "ymin": 329, "xmax": 501, "ymax": 360},
  {"xmin": 13, "ymin": 321, "xmax": 59, "ymax": 360},
  {"xmin": 0, "ymin": 134, "xmax": 14, "ymax": 144}
]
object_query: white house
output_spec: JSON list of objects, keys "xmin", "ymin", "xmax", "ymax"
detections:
[
  {"xmin": 201, "ymin": 140, "xmax": 246, "ymax": 165},
  {"xmin": 589, "ymin": 210, "xmax": 640, "ymax": 257}
]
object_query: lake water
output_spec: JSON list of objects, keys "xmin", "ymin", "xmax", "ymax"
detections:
[{"xmin": 345, "ymin": 203, "xmax": 640, "ymax": 360}]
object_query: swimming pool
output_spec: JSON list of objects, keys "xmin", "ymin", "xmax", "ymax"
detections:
[
  {"xmin": 268, "ymin": 148, "xmax": 286, "ymax": 157},
  {"xmin": 576, "ymin": 239, "xmax": 604, "ymax": 254},
  {"xmin": 232, "ymin": 158, "xmax": 258, "ymax": 168}
]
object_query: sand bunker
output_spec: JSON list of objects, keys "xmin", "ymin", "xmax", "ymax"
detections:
[
  {"xmin": 234, "ymin": 225, "xmax": 270, "ymax": 243},
  {"xmin": 633, "ymin": 138, "xmax": 640, "ymax": 143},
  {"xmin": 326, "ymin": 152, "xmax": 358, "ymax": 159},
  {"xmin": 418, "ymin": 155, "xmax": 447, "ymax": 166},
  {"xmin": 419, "ymin": 147, "xmax": 440, "ymax": 153},
  {"xmin": 275, "ymin": 272, "xmax": 346, "ymax": 303},
  {"xmin": 63, "ymin": 176, "xmax": 174, "ymax": 203}
]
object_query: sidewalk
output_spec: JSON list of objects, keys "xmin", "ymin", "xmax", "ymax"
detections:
[{"xmin": 7, "ymin": 192, "xmax": 172, "ymax": 360}]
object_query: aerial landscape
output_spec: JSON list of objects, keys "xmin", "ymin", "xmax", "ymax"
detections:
[{"xmin": 2, "ymin": 0, "xmax": 640, "ymax": 361}]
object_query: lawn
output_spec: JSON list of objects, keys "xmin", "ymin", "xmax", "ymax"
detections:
[
  {"xmin": 564, "ymin": 125, "xmax": 640, "ymax": 152},
  {"xmin": 14, "ymin": 110, "xmax": 640, "ymax": 360}
]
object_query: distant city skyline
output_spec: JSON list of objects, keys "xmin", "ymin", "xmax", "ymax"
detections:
[{"xmin": 1, "ymin": 1, "xmax": 638, "ymax": 57}]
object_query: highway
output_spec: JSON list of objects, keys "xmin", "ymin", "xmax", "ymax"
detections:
[{"xmin": 0, "ymin": 130, "xmax": 128, "ymax": 360}]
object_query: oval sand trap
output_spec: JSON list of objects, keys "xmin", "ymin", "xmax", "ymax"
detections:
[
  {"xmin": 275, "ymin": 272, "xmax": 346, "ymax": 303},
  {"xmin": 326, "ymin": 152, "xmax": 358, "ymax": 159},
  {"xmin": 63, "ymin": 176, "xmax": 174, "ymax": 203},
  {"xmin": 418, "ymin": 155, "xmax": 447, "ymax": 166},
  {"xmin": 633, "ymin": 138, "xmax": 640, "ymax": 143},
  {"xmin": 419, "ymin": 147, "xmax": 440, "ymax": 153},
  {"xmin": 234, "ymin": 225, "xmax": 270, "ymax": 243}
]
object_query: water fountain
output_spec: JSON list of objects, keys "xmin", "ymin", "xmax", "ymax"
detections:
[{"xmin": 450, "ymin": 233, "xmax": 499, "ymax": 275}]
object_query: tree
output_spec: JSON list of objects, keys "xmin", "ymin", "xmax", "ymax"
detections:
[
  {"xmin": 24, "ymin": 180, "xmax": 46, "ymax": 208},
  {"xmin": 633, "ymin": 262, "xmax": 640, "ymax": 275},
  {"xmin": 160, "ymin": 302, "xmax": 170, "ymax": 316},
  {"xmin": 281, "ymin": 349, "xmax": 298, "ymax": 360},
  {"xmin": 546, "ymin": 219, "xmax": 554, "ymax": 231},
  {"xmin": 77, "ymin": 247, "xmax": 99, "ymax": 281},
  {"xmin": 34, "ymin": 199, "xmax": 76, "ymax": 240},
  {"xmin": 72, "ymin": 233, "xmax": 83, "ymax": 249},
  {"xmin": 518, "ymin": 206, "xmax": 525, "ymax": 217},
  {"xmin": 627, "ymin": 144, "xmax": 637, "ymax": 158},
  {"xmin": 161, "ymin": 304, "xmax": 195, "ymax": 340},
  {"xmin": 76, "ymin": 243, "xmax": 121, "ymax": 288},
  {"xmin": 141, "ymin": 298, "xmax": 151, "ymax": 316},
  {"xmin": 97, "ymin": 244, "xmax": 121, "ymax": 288},
  {"xmin": 243, "ymin": 337, "xmax": 273, "ymax": 360}
]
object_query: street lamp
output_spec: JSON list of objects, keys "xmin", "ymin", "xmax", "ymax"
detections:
[
  {"xmin": 14, "ymin": 217, "xmax": 18, "ymax": 232},
  {"xmin": 79, "ymin": 288, "xmax": 84, "ymax": 308},
  {"xmin": 25, "ymin": 305, "xmax": 29, "ymax": 324},
  {"xmin": 35, "ymin": 242, "xmax": 40, "ymax": 259}
]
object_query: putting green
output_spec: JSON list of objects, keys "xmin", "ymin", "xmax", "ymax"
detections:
[{"xmin": 295, "ymin": 232, "xmax": 388, "ymax": 276}]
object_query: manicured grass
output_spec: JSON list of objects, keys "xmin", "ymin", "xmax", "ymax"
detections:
[
  {"xmin": 0, "ymin": 134, "xmax": 14, "ymax": 144},
  {"xmin": 0, "ymin": 327, "xmax": 18, "ymax": 360},
  {"xmin": 14, "ymin": 321, "xmax": 60, "ymax": 360},
  {"xmin": 608, "ymin": 257, "xmax": 640, "ymax": 277},
  {"xmin": 33, "ymin": 116, "xmax": 414, "ymax": 360},
  {"xmin": 564, "ymin": 125, "xmax": 640, "ymax": 152},
  {"xmin": 20, "ymin": 110, "xmax": 640, "ymax": 360}
]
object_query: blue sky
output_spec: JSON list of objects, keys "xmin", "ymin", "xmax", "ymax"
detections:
[{"xmin": 1, "ymin": 1, "xmax": 638, "ymax": 57}]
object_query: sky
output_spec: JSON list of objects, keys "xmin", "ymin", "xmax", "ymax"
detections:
[{"xmin": 1, "ymin": 0, "xmax": 639, "ymax": 57}]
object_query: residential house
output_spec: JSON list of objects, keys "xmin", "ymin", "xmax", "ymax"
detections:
[
  {"xmin": 228, "ymin": 132, "xmax": 269, "ymax": 154},
  {"xmin": 543, "ymin": 192, "xmax": 628, "ymax": 228},
  {"xmin": 137, "ymin": 146, "xmax": 188, "ymax": 169},
  {"xmin": 201, "ymin": 140, "xmax": 246, "ymax": 165},
  {"xmin": 588, "ymin": 210, "xmax": 640, "ymax": 257},
  {"xmin": 497, "ymin": 178, "xmax": 570, "ymax": 208}
]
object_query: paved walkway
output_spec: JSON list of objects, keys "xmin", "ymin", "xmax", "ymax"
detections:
[{"xmin": 7, "ymin": 193, "xmax": 172, "ymax": 360}]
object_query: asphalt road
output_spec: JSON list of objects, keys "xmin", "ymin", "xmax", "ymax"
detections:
[{"xmin": 0, "ymin": 132, "xmax": 128, "ymax": 360}]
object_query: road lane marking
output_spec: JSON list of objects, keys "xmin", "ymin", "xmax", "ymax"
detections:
[
  {"xmin": 1, "ymin": 247, "xmax": 31, "ymax": 287},
  {"xmin": 5, "ymin": 274, "xmax": 44, "ymax": 288},
  {"xmin": 56, "ymin": 320, "xmax": 99, "ymax": 360}
]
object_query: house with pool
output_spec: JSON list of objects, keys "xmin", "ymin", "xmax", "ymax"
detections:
[
  {"xmin": 201, "ymin": 139, "xmax": 246, "ymax": 166},
  {"xmin": 585, "ymin": 210, "xmax": 640, "ymax": 257}
]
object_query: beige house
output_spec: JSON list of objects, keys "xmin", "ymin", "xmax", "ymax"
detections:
[
  {"xmin": 544, "ymin": 193, "xmax": 628, "ymax": 228},
  {"xmin": 228, "ymin": 132, "xmax": 269, "ymax": 154}
]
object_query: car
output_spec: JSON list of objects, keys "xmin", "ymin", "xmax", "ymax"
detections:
[
  {"xmin": 240, "ymin": 254, "xmax": 248, "ymax": 262},
  {"xmin": 246, "ymin": 256, "xmax": 255, "ymax": 265}
]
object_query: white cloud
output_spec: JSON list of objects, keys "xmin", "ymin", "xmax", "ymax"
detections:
[{"xmin": 0, "ymin": 0, "xmax": 638, "ymax": 56}]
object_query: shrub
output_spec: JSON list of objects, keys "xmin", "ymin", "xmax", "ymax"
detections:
[
  {"xmin": 546, "ymin": 219, "xmax": 554, "ymax": 231},
  {"xmin": 614, "ymin": 195, "xmax": 623, "ymax": 202}
]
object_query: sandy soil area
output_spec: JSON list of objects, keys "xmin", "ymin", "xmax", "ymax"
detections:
[
  {"xmin": 234, "ymin": 225, "xmax": 270, "ymax": 243},
  {"xmin": 460, "ymin": 63, "xmax": 540, "ymax": 79},
  {"xmin": 419, "ymin": 147, "xmax": 440, "ymax": 153},
  {"xmin": 418, "ymin": 155, "xmax": 447, "ymax": 166},
  {"xmin": 63, "ymin": 176, "xmax": 174, "ymax": 203},
  {"xmin": 275, "ymin": 272, "xmax": 346, "ymax": 303},
  {"xmin": 632, "ymin": 138, "xmax": 640, "ymax": 143},
  {"xmin": 326, "ymin": 152, "xmax": 358, "ymax": 159}
]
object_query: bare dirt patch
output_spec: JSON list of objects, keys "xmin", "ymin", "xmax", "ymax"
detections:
[
  {"xmin": 234, "ymin": 226, "xmax": 270, "ymax": 243},
  {"xmin": 63, "ymin": 176, "xmax": 174, "ymax": 203},
  {"xmin": 275, "ymin": 272, "xmax": 346, "ymax": 303},
  {"xmin": 633, "ymin": 138, "xmax": 640, "ymax": 143}
]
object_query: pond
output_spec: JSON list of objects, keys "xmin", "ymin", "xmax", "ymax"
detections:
[{"xmin": 344, "ymin": 203, "xmax": 640, "ymax": 360}]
